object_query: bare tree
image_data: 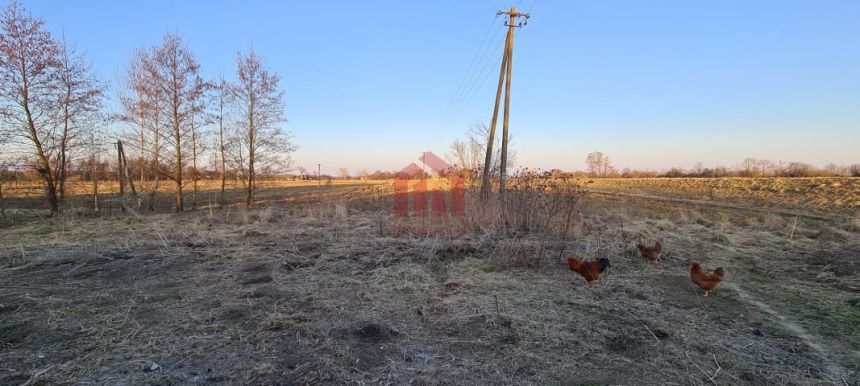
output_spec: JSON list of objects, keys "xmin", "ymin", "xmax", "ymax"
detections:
[
  {"xmin": 55, "ymin": 34, "xmax": 103, "ymax": 204},
  {"xmin": 214, "ymin": 75, "xmax": 230, "ymax": 207},
  {"xmin": 693, "ymin": 162, "xmax": 705, "ymax": 176},
  {"xmin": 339, "ymin": 168, "xmax": 349, "ymax": 180},
  {"xmin": 81, "ymin": 130, "xmax": 107, "ymax": 212},
  {"xmin": 756, "ymin": 159, "xmax": 772, "ymax": 177},
  {"xmin": 586, "ymin": 152, "xmax": 602, "ymax": 177},
  {"xmin": 785, "ymin": 162, "xmax": 814, "ymax": 177},
  {"xmin": 188, "ymin": 77, "xmax": 210, "ymax": 210},
  {"xmin": 295, "ymin": 165, "xmax": 307, "ymax": 178},
  {"xmin": 448, "ymin": 122, "xmax": 514, "ymax": 185},
  {"xmin": 231, "ymin": 47, "xmax": 292, "ymax": 208},
  {"xmin": 147, "ymin": 34, "xmax": 205, "ymax": 212},
  {"xmin": 601, "ymin": 156, "xmax": 615, "ymax": 177},
  {"xmin": 0, "ymin": 1, "xmax": 62, "ymax": 213},
  {"xmin": 119, "ymin": 48, "xmax": 153, "ymax": 198},
  {"xmin": 586, "ymin": 151, "xmax": 614, "ymax": 177},
  {"xmin": 823, "ymin": 163, "xmax": 847, "ymax": 176},
  {"xmin": 741, "ymin": 157, "xmax": 758, "ymax": 177},
  {"xmin": 448, "ymin": 133, "xmax": 483, "ymax": 180}
]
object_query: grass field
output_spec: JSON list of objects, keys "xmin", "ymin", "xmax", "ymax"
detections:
[
  {"xmin": 1, "ymin": 178, "xmax": 858, "ymax": 385},
  {"xmin": 585, "ymin": 177, "xmax": 860, "ymax": 214},
  {"xmin": 0, "ymin": 178, "xmax": 388, "ymax": 212}
]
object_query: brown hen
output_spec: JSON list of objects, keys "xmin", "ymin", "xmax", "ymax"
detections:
[
  {"xmin": 690, "ymin": 260, "xmax": 725, "ymax": 296},
  {"xmin": 567, "ymin": 256, "xmax": 610, "ymax": 288},
  {"xmin": 637, "ymin": 241, "xmax": 662, "ymax": 263}
]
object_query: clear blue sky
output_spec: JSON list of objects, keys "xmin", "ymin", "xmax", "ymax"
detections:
[{"xmin": 25, "ymin": 0, "xmax": 860, "ymax": 174}]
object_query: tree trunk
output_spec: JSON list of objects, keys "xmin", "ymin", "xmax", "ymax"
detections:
[
  {"xmin": 220, "ymin": 144, "xmax": 227, "ymax": 207},
  {"xmin": 246, "ymin": 151, "xmax": 254, "ymax": 208},
  {"xmin": 44, "ymin": 179, "xmax": 59, "ymax": 213},
  {"xmin": 58, "ymin": 143, "xmax": 66, "ymax": 203},
  {"xmin": 173, "ymin": 91, "xmax": 183, "ymax": 212},
  {"xmin": 191, "ymin": 114, "xmax": 198, "ymax": 210},
  {"xmin": 148, "ymin": 109, "xmax": 161, "ymax": 212},
  {"xmin": 58, "ymin": 100, "xmax": 71, "ymax": 207},
  {"xmin": 23, "ymin": 99, "xmax": 59, "ymax": 214},
  {"xmin": 139, "ymin": 105, "xmax": 146, "ymax": 195},
  {"xmin": 245, "ymin": 97, "xmax": 255, "ymax": 208},
  {"xmin": 219, "ymin": 94, "xmax": 227, "ymax": 208},
  {"xmin": 174, "ymin": 148, "xmax": 183, "ymax": 212},
  {"xmin": 174, "ymin": 124, "xmax": 183, "ymax": 212},
  {"xmin": 90, "ymin": 153, "xmax": 99, "ymax": 214}
]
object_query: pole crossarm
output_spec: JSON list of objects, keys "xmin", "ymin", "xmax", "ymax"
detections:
[{"xmin": 497, "ymin": 7, "xmax": 530, "ymax": 27}]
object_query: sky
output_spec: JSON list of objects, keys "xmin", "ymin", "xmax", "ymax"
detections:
[{"xmin": 24, "ymin": 0, "xmax": 860, "ymax": 174}]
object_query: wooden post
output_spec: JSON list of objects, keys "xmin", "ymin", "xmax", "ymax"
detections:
[
  {"xmin": 121, "ymin": 144, "xmax": 138, "ymax": 204},
  {"xmin": 117, "ymin": 141, "xmax": 125, "ymax": 211}
]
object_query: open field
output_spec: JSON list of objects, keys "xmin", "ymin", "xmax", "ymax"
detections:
[
  {"xmin": 1, "ymin": 179, "xmax": 859, "ymax": 385},
  {"xmin": 4, "ymin": 176, "xmax": 857, "ymax": 214},
  {"xmin": 584, "ymin": 177, "xmax": 860, "ymax": 215},
  {"xmin": 0, "ymin": 179, "xmax": 388, "ymax": 213}
]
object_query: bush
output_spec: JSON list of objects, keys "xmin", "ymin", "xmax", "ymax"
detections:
[{"xmin": 850, "ymin": 164, "xmax": 860, "ymax": 177}]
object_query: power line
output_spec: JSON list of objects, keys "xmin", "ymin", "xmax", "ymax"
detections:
[
  {"xmin": 437, "ymin": 23, "xmax": 508, "ymax": 140},
  {"xmin": 441, "ymin": 37, "xmax": 506, "ymax": 132},
  {"xmin": 441, "ymin": 2, "xmax": 536, "ymax": 136},
  {"xmin": 439, "ymin": 23, "xmax": 507, "ymax": 130},
  {"xmin": 440, "ymin": 26, "xmax": 530, "ymax": 138},
  {"xmin": 437, "ymin": 15, "xmax": 500, "ymax": 127}
]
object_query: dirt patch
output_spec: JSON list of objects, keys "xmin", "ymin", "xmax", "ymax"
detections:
[
  {"xmin": 353, "ymin": 321, "xmax": 399, "ymax": 342},
  {"xmin": 239, "ymin": 274, "xmax": 273, "ymax": 285}
]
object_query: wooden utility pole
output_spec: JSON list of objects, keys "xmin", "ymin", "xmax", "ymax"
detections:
[
  {"xmin": 317, "ymin": 163, "xmax": 322, "ymax": 187},
  {"xmin": 480, "ymin": 6, "xmax": 529, "ymax": 201}
]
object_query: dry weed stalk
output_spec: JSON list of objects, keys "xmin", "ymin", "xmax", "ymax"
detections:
[{"xmin": 453, "ymin": 174, "xmax": 590, "ymax": 269}]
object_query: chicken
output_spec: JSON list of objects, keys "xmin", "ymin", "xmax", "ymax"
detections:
[
  {"xmin": 637, "ymin": 241, "xmax": 662, "ymax": 263},
  {"xmin": 567, "ymin": 256, "xmax": 611, "ymax": 287},
  {"xmin": 689, "ymin": 260, "xmax": 725, "ymax": 296}
]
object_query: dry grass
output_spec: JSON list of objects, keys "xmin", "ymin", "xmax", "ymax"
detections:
[
  {"xmin": 0, "ymin": 178, "xmax": 388, "ymax": 198},
  {"xmin": 0, "ymin": 179, "xmax": 858, "ymax": 385},
  {"xmin": 584, "ymin": 177, "xmax": 860, "ymax": 212}
]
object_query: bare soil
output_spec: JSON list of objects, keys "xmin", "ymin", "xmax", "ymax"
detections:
[{"xmin": 1, "ymin": 181, "xmax": 858, "ymax": 385}]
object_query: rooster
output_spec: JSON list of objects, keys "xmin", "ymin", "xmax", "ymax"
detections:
[
  {"xmin": 567, "ymin": 256, "xmax": 610, "ymax": 288},
  {"xmin": 689, "ymin": 260, "xmax": 724, "ymax": 296},
  {"xmin": 637, "ymin": 241, "xmax": 662, "ymax": 264}
]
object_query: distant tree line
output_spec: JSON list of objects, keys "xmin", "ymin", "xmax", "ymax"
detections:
[
  {"xmin": 582, "ymin": 153, "xmax": 860, "ymax": 178},
  {"xmin": 658, "ymin": 160, "xmax": 860, "ymax": 178},
  {"xmin": 0, "ymin": 1, "xmax": 294, "ymax": 213}
]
